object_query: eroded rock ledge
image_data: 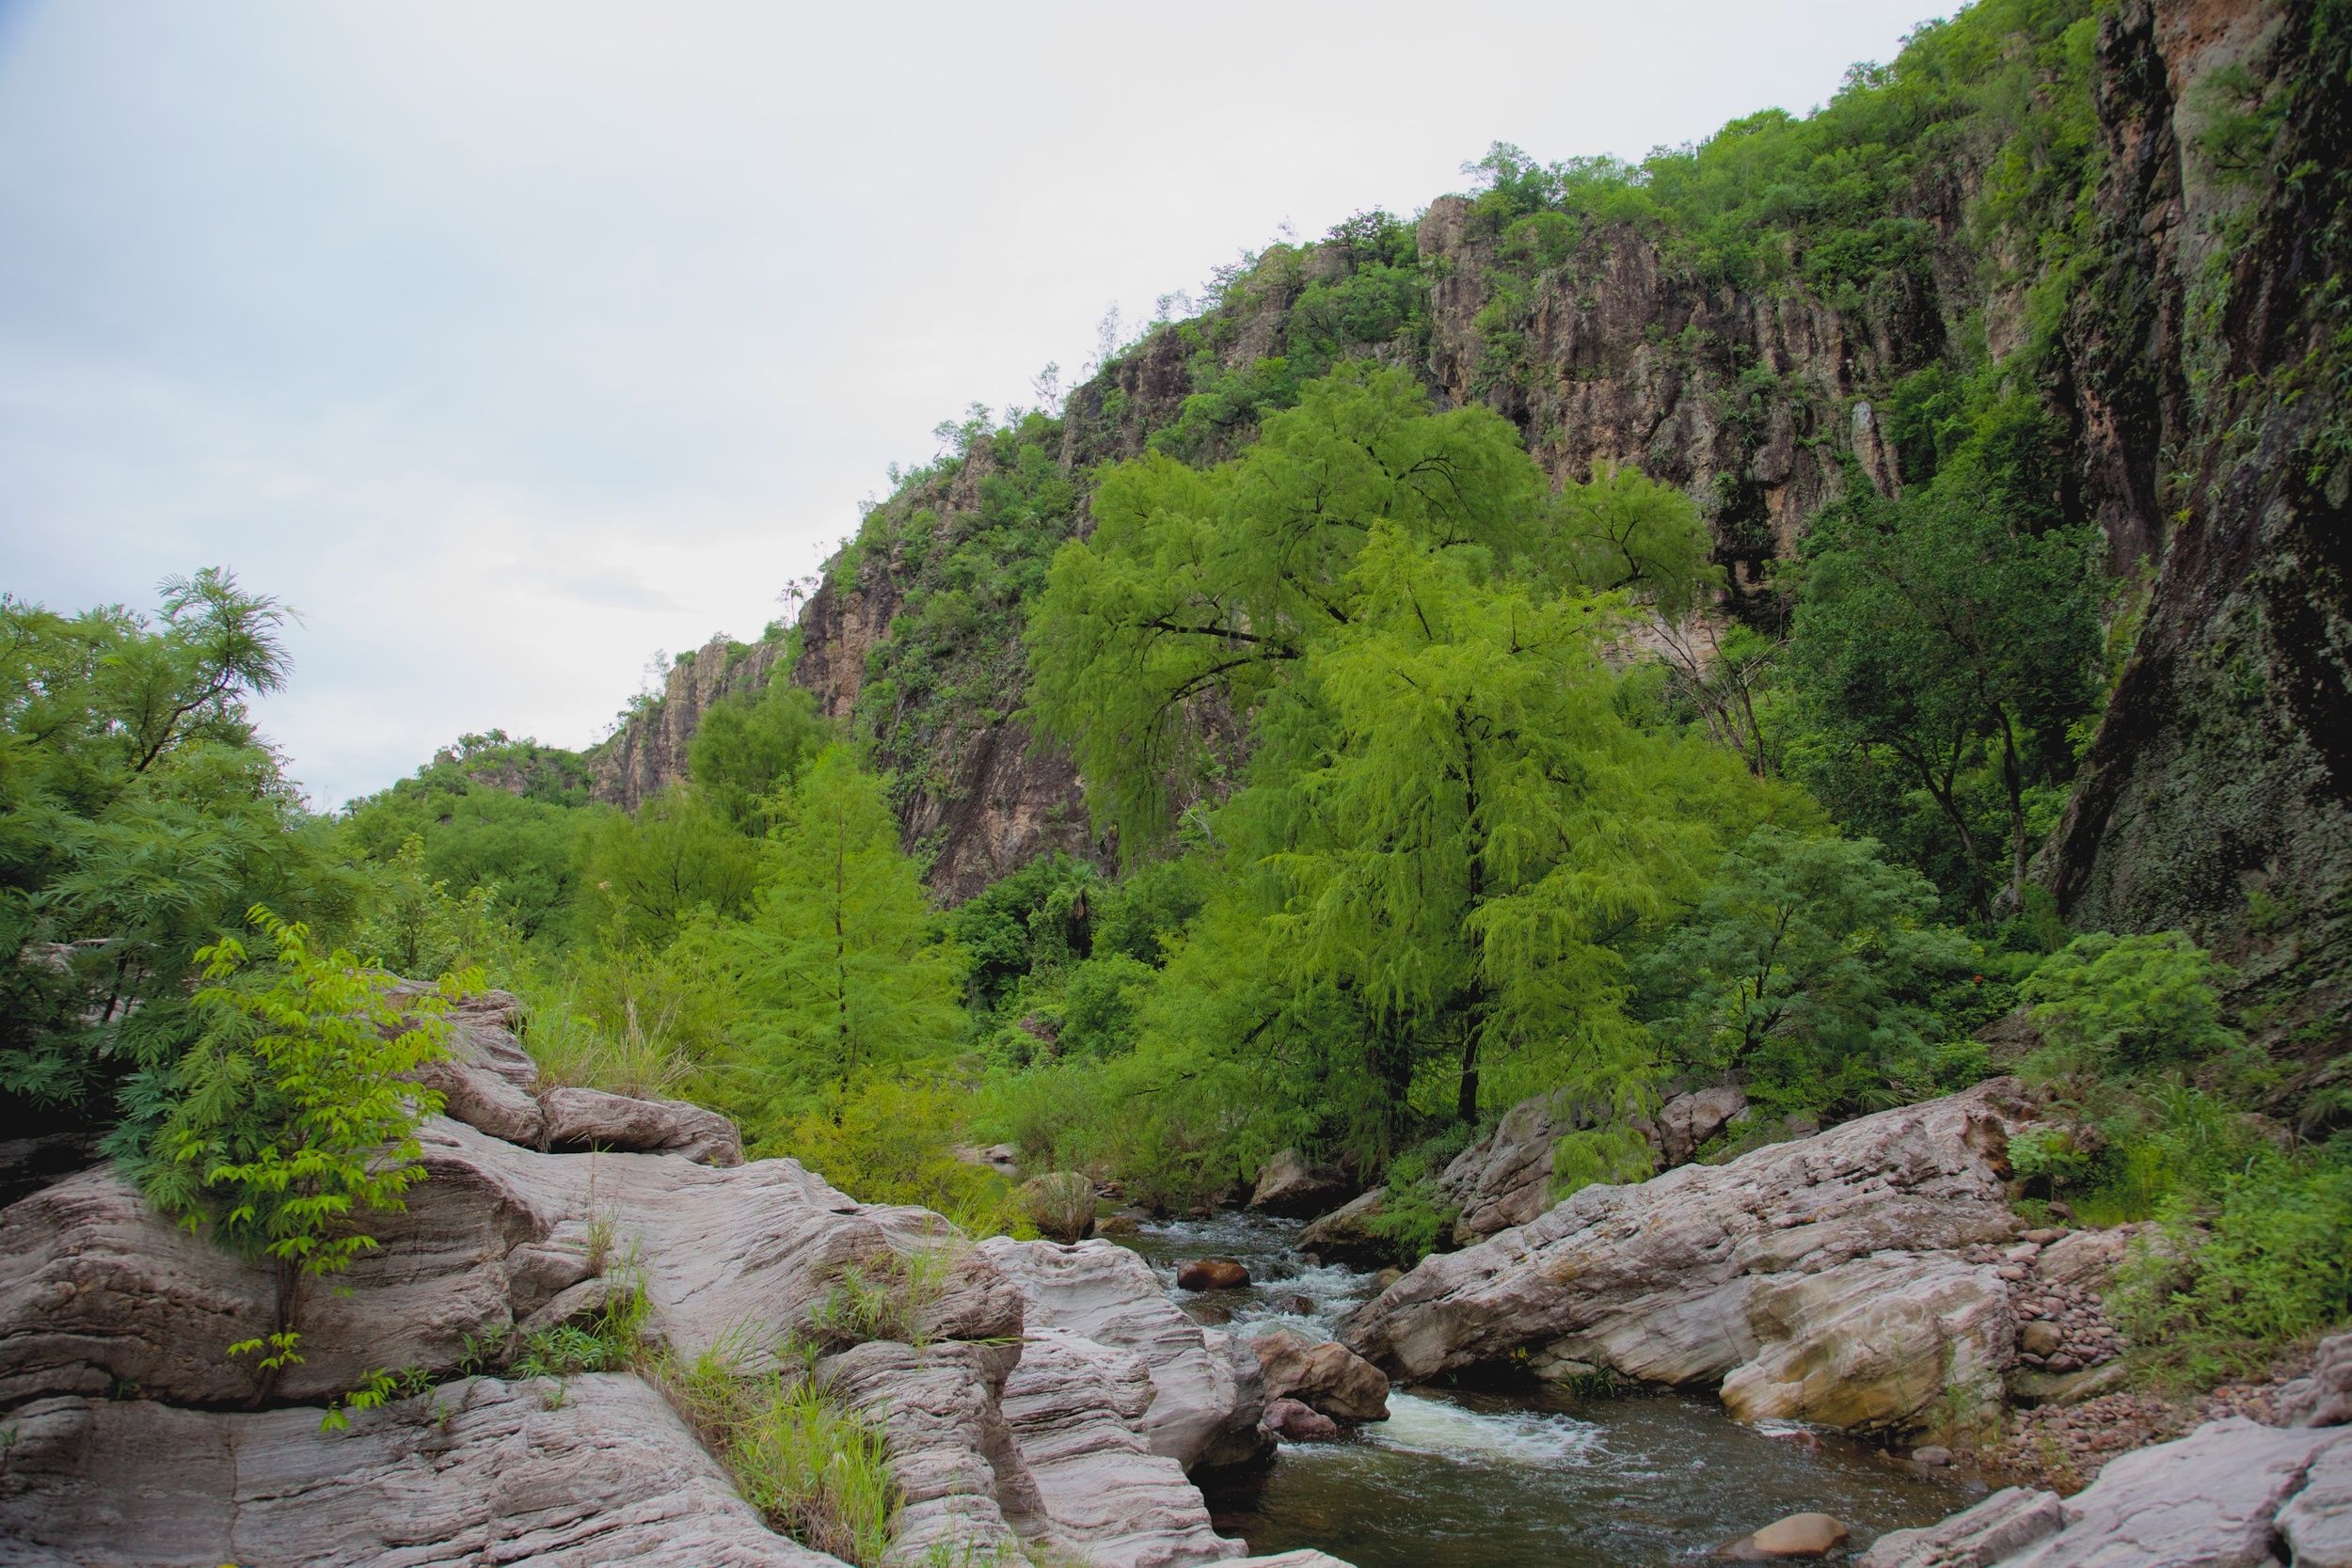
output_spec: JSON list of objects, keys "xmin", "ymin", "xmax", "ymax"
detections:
[{"xmin": 0, "ymin": 998, "xmax": 1335, "ymax": 1568}]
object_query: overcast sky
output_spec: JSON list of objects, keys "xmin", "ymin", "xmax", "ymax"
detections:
[{"xmin": 0, "ymin": 0, "xmax": 1933, "ymax": 809}]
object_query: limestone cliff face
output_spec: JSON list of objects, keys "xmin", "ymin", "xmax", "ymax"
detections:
[{"xmin": 588, "ymin": 633, "xmax": 789, "ymax": 813}]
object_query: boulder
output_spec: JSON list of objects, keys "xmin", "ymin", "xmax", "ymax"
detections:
[
  {"xmin": 1299, "ymin": 1189, "xmax": 1391, "ymax": 1268},
  {"xmin": 539, "ymin": 1085, "xmax": 742, "ymax": 1164},
  {"xmin": 1345, "ymin": 1080, "xmax": 2034, "ymax": 1436},
  {"xmin": 977, "ymin": 1237, "xmax": 1270, "ymax": 1473},
  {"xmin": 0, "ymin": 1375, "xmax": 844, "ymax": 1567},
  {"xmin": 1248, "ymin": 1150, "xmax": 1353, "ymax": 1219},
  {"xmin": 1724, "ymin": 1512, "xmax": 1849, "ymax": 1559},
  {"xmin": 1432, "ymin": 1090, "xmax": 1573, "ymax": 1243},
  {"xmin": 407, "ymin": 986, "xmax": 546, "ymax": 1147},
  {"xmin": 1656, "ymin": 1084, "xmax": 1748, "ymax": 1166},
  {"xmin": 1248, "ymin": 1328, "xmax": 1390, "ymax": 1423},
  {"xmin": 2289, "ymin": 1331, "xmax": 2352, "ymax": 1427},
  {"xmin": 1858, "ymin": 1487, "xmax": 2067, "ymax": 1568},
  {"xmin": 1719, "ymin": 1253, "xmax": 2013, "ymax": 1439},
  {"xmin": 1262, "ymin": 1397, "xmax": 1342, "ymax": 1442},
  {"xmin": 2278, "ymin": 1434, "xmax": 2352, "ymax": 1568},
  {"xmin": 1178, "ymin": 1259, "xmax": 1251, "ymax": 1291}
]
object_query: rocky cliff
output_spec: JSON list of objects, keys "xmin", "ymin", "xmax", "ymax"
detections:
[
  {"xmin": 588, "ymin": 631, "xmax": 792, "ymax": 813},
  {"xmin": 597, "ymin": 0, "xmax": 2348, "ymax": 1067}
]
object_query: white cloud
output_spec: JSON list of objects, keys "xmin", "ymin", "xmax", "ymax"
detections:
[{"xmin": 0, "ymin": 0, "xmax": 1931, "ymax": 806}]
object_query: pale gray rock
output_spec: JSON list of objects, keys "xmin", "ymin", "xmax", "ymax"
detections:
[
  {"xmin": 1248, "ymin": 1150, "xmax": 1352, "ymax": 1219},
  {"xmin": 2278, "ymin": 1433, "xmax": 2352, "ymax": 1567},
  {"xmin": 1345, "ymin": 1080, "xmax": 2033, "ymax": 1434},
  {"xmin": 0, "ymin": 1375, "xmax": 843, "ymax": 1567},
  {"xmin": 1857, "ymin": 1486, "xmax": 2066, "ymax": 1568},
  {"xmin": 1230, "ymin": 1557, "xmax": 1358, "ymax": 1568},
  {"xmin": 997, "ymin": 1326, "xmax": 1246, "ymax": 1566},
  {"xmin": 1433, "ymin": 1089, "xmax": 1573, "ymax": 1243},
  {"xmin": 2006, "ymin": 1418, "xmax": 2350, "ymax": 1568},
  {"xmin": 539, "ymin": 1085, "xmax": 742, "ymax": 1165},
  {"xmin": 2291, "ymin": 1332, "xmax": 2352, "ymax": 1428},
  {"xmin": 1248, "ymin": 1328, "xmax": 1390, "ymax": 1423},
  {"xmin": 821, "ymin": 1339, "xmax": 1025, "ymax": 1567},
  {"xmin": 406, "ymin": 986, "xmax": 547, "ymax": 1147},
  {"xmin": 978, "ymin": 1237, "xmax": 1269, "ymax": 1471}
]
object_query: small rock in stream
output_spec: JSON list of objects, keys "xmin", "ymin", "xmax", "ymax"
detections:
[
  {"xmin": 1722, "ymin": 1512, "xmax": 1851, "ymax": 1560},
  {"xmin": 1262, "ymin": 1397, "xmax": 1343, "ymax": 1442}
]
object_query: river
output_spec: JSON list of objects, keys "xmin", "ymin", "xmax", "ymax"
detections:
[{"xmin": 1113, "ymin": 1212, "xmax": 1979, "ymax": 1567}]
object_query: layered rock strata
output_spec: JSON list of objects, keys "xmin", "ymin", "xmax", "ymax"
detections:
[
  {"xmin": 0, "ymin": 1004, "xmax": 1324, "ymax": 1568},
  {"xmin": 1344, "ymin": 1080, "xmax": 2038, "ymax": 1437}
]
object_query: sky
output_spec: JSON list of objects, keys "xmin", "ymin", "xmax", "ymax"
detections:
[{"xmin": 0, "ymin": 0, "xmax": 1935, "ymax": 809}]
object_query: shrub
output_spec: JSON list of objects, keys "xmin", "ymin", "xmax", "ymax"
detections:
[
  {"xmin": 1019, "ymin": 1172, "xmax": 1096, "ymax": 1243},
  {"xmin": 2021, "ymin": 931, "xmax": 2242, "ymax": 1082}
]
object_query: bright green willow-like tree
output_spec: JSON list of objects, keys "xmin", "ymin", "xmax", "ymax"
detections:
[
  {"xmin": 1025, "ymin": 363, "xmax": 1546, "ymax": 854},
  {"xmin": 718, "ymin": 746, "xmax": 962, "ymax": 1134},
  {"xmin": 1030, "ymin": 366, "xmax": 1773, "ymax": 1150}
]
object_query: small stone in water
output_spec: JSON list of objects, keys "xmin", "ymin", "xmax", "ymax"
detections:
[
  {"xmin": 1177, "ymin": 1258, "xmax": 1250, "ymax": 1291},
  {"xmin": 1911, "ymin": 1444, "xmax": 1952, "ymax": 1466},
  {"xmin": 1723, "ymin": 1512, "xmax": 1850, "ymax": 1560}
]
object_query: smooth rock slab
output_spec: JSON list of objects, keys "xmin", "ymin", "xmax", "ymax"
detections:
[
  {"xmin": 0, "ymin": 1374, "xmax": 842, "ymax": 1567},
  {"xmin": 2279, "ymin": 1434, "xmax": 2352, "ymax": 1568},
  {"xmin": 538, "ymin": 1085, "xmax": 742, "ymax": 1165},
  {"xmin": 1857, "ymin": 1486, "xmax": 2066, "ymax": 1568}
]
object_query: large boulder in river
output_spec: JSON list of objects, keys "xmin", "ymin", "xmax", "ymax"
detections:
[
  {"xmin": 1248, "ymin": 1149, "xmax": 1353, "ymax": 1218},
  {"xmin": 1248, "ymin": 1327, "xmax": 1389, "ymax": 1423},
  {"xmin": 1345, "ymin": 1080, "xmax": 2033, "ymax": 1438},
  {"xmin": 1299, "ymin": 1188, "xmax": 1391, "ymax": 1268}
]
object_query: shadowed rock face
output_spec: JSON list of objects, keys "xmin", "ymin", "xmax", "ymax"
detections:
[
  {"xmin": 1343, "ymin": 1080, "xmax": 2035, "ymax": 1438},
  {"xmin": 0, "ymin": 998, "xmax": 1308, "ymax": 1568}
]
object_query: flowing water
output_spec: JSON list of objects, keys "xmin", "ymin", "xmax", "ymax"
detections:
[{"xmin": 1115, "ymin": 1212, "xmax": 1979, "ymax": 1567}]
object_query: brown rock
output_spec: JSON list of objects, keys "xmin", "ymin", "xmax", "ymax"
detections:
[
  {"xmin": 2022, "ymin": 1321, "xmax": 2065, "ymax": 1357},
  {"xmin": 1911, "ymin": 1445, "xmax": 1953, "ymax": 1466},
  {"xmin": 1300, "ymin": 1188, "xmax": 1391, "ymax": 1268},
  {"xmin": 1262, "ymin": 1396, "xmax": 1343, "ymax": 1442},
  {"xmin": 1249, "ymin": 1149, "xmax": 1355, "ymax": 1219},
  {"xmin": 1725, "ymin": 1512, "xmax": 1849, "ymax": 1560},
  {"xmin": 1249, "ymin": 1327, "xmax": 1390, "ymax": 1423},
  {"xmin": 1177, "ymin": 1258, "xmax": 1250, "ymax": 1291}
]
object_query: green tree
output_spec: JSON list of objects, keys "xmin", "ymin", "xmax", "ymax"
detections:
[
  {"xmin": 689, "ymin": 679, "xmax": 833, "ymax": 834},
  {"xmin": 1788, "ymin": 467, "xmax": 2101, "ymax": 914},
  {"xmin": 577, "ymin": 785, "xmax": 760, "ymax": 946},
  {"xmin": 1634, "ymin": 828, "xmax": 1985, "ymax": 1119},
  {"xmin": 141, "ymin": 908, "xmax": 470, "ymax": 1397},
  {"xmin": 2020, "ymin": 930, "xmax": 2243, "ymax": 1083},
  {"xmin": 1, "ymin": 572, "xmax": 345, "ymax": 1132},
  {"xmin": 1026, "ymin": 364, "xmax": 1547, "ymax": 853},
  {"xmin": 717, "ymin": 748, "xmax": 961, "ymax": 1135}
]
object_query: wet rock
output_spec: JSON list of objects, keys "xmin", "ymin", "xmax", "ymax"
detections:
[
  {"xmin": 1723, "ymin": 1512, "xmax": 1849, "ymax": 1559},
  {"xmin": 1097, "ymin": 1212, "xmax": 1143, "ymax": 1238},
  {"xmin": 1347, "ymin": 1080, "xmax": 2033, "ymax": 1438},
  {"xmin": 1299, "ymin": 1189, "xmax": 1391, "ymax": 1268},
  {"xmin": 1273, "ymin": 1292, "xmax": 1316, "ymax": 1316},
  {"xmin": 1262, "ymin": 1396, "xmax": 1343, "ymax": 1442},
  {"xmin": 1373, "ymin": 1266, "xmax": 1405, "ymax": 1291},
  {"xmin": 1911, "ymin": 1445, "xmax": 1952, "ymax": 1466},
  {"xmin": 1858, "ymin": 1486, "xmax": 2066, "ymax": 1567},
  {"xmin": 1186, "ymin": 1301, "xmax": 1234, "ymax": 1326},
  {"xmin": 538, "ymin": 1085, "xmax": 742, "ymax": 1165},
  {"xmin": 1178, "ymin": 1258, "xmax": 1251, "ymax": 1291},
  {"xmin": 1249, "ymin": 1327, "xmax": 1390, "ymax": 1423},
  {"xmin": 0, "ymin": 1375, "xmax": 841, "ymax": 1567},
  {"xmin": 1249, "ymin": 1149, "xmax": 1354, "ymax": 1219}
]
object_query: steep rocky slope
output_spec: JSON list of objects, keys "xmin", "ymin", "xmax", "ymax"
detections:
[
  {"xmin": 0, "ymin": 995, "xmax": 1329, "ymax": 1568},
  {"xmin": 593, "ymin": 0, "xmax": 2347, "ymax": 1067}
]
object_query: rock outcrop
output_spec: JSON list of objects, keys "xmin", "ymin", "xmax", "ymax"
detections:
[
  {"xmin": 1247, "ymin": 1329, "xmax": 1390, "ymax": 1425},
  {"xmin": 1861, "ymin": 1411, "xmax": 2352, "ymax": 1568},
  {"xmin": 1345, "ymin": 1080, "xmax": 2035, "ymax": 1438},
  {"xmin": 589, "ymin": 632, "xmax": 791, "ymax": 814},
  {"xmin": 0, "ymin": 1000, "xmax": 1320, "ymax": 1568}
]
